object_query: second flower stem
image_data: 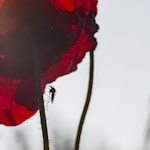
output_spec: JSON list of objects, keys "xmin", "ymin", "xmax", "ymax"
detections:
[{"xmin": 75, "ymin": 51, "xmax": 94, "ymax": 150}]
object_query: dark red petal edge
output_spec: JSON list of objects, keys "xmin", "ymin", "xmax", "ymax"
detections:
[
  {"xmin": 42, "ymin": 29, "xmax": 97, "ymax": 87},
  {"xmin": 43, "ymin": 0, "xmax": 98, "ymax": 86}
]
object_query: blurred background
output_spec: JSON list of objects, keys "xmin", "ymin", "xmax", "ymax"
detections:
[{"xmin": 1, "ymin": 0, "xmax": 150, "ymax": 150}]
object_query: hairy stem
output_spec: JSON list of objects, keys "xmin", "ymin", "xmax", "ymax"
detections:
[
  {"xmin": 75, "ymin": 51, "xmax": 94, "ymax": 150},
  {"xmin": 32, "ymin": 47, "xmax": 49, "ymax": 150}
]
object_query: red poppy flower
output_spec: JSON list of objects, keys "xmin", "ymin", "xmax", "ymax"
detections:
[{"xmin": 0, "ymin": 0, "xmax": 98, "ymax": 126}]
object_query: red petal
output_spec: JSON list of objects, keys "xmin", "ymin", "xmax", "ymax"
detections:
[
  {"xmin": 0, "ymin": 77, "xmax": 37, "ymax": 126},
  {"xmin": 0, "ymin": 0, "xmax": 98, "ymax": 126},
  {"xmin": 49, "ymin": 0, "xmax": 98, "ymax": 12},
  {"xmin": 42, "ymin": 29, "xmax": 97, "ymax": 87}
]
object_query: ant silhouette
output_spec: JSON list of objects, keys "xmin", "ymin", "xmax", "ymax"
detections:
[{"xmin": 49, "ymin": 85, "xmax": 56, "ymax": 103}]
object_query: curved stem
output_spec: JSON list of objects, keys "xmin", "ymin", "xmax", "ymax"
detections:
[
  {"xmin": 32, "ymin": 47, "xmax": 49, "ymax": 150},
  {"xmin": 75, "ymin": 51, "xmax": 94, "ymax": 150}
]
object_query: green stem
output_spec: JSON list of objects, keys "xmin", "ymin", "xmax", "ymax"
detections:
[
  {"xmin": 75, "ymin": 51, "xmax": 94, "ymax": 150},
  {"xmin": 32, "ymin": 47, "xmax": 49, "ymax": 150}
]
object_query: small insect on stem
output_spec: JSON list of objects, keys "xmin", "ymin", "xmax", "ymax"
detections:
[{"xmin": 49, "ymin": 85, "xmax": 56, "ymax": 103}]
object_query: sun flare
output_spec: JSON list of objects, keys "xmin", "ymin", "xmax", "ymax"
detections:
[{"xmin": 0, "ymin": 0, "xmax": 5, "ymax": 8}]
